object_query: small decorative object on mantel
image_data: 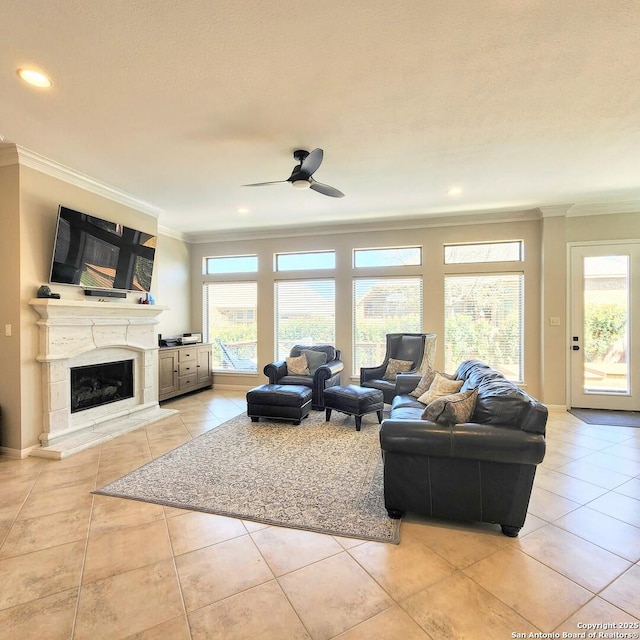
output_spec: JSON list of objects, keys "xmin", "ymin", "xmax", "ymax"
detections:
[
  {"xmin": 138, "ymin": 292, "xmax": 155, "ymax": 305},
  {"xmin": 37, "ymin": 285, "xmax": 61, "ymax": 299}
]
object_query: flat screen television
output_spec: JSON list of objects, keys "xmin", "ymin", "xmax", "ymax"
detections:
[{"xmin": 49, "ymin": 206, "xmax": 157, "ymax": 292}]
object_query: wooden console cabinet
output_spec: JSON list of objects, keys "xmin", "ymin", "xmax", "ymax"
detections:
[{"xmin": 159, "ymin": 344, "xmax": 213, "ymax": 401}]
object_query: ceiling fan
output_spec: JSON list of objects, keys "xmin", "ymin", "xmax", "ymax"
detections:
[{"xmin": 242, "ymin": 148, "xmax": 345, "ymax": 198}]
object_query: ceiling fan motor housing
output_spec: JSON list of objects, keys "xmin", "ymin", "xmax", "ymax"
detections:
[{"xmin": 293, "ymin": 149, "xmax": 310, "ymax": 163}]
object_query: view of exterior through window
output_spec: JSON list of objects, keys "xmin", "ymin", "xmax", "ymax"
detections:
[
  {"xmin": 443, "ymin": 241, "xmax": 524, "ymax": 380},
  {"xmin": 275, "ymin": 280, "xmax": 336, "ymax": 360},
  {"xmin": 203, "ymin": 241, "xmax": 526, "ymax": 380},
  {"xmin": 353, "ymin": 277, "xmax": 423, "ymax": 374},
  {"xmin": 582, "ymin": 255, "xmax": 629, "ymax": 393},
  {"xmin": 444, "ymin": 273, "xmax": 524, "ymax": 381},
  {"xmin": 203, "ymin": 282, "xmax": 258, "ymax": 371}
]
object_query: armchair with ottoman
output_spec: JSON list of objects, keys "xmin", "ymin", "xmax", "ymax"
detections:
[
  {"xmin": 379, "ymin": 359, "xmax": 547, "ymax": 536},
  {"xmin": 264, "ymin": 344, "xmax": 344, "ymax": 410},
  {"xmin": 360, "ymin": 333, "xmax": 437, "ymax": 403}
]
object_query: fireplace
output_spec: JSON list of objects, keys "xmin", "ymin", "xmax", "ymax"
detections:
[
  {"xmin": 29, "ymin": 298, "xmax": 178, "ymax": 459},
  {"xmin": 71, "ymin": 359, "xmax": 134, "ymax": 413}
]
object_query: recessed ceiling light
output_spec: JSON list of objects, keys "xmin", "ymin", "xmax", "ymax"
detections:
[
  {"xmin": 237, "ymin": 208, "xmax": 250, "ymax": 214},
  {"xmin": 448, "ymin": 187, "xmax": 462, "ymax": 197},
  {"xmin": 17, "ymin": 68, "xmax": 52, "ymax": 88}
]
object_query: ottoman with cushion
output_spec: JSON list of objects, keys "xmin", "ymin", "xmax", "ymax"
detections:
[
  {"xmin": 247, "ymin": 384, "xmax": 312, "ymax": 425},
  {"xmin": 323, "ymin": 385, "xmax": 384, "ymax": 431}
]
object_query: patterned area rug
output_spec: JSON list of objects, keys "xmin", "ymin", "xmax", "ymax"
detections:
[{"xmin": 95, "ymin": 411, "xmax": 400, "ymax": 543}]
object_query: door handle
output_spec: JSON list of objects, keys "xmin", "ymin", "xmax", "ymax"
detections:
[{"xmin": 572, "ymin": 345, "xmax": 580, "ymax": 351}]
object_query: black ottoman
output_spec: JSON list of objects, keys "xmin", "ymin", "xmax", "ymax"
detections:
[
  {"xmin": 246, "ymin": 384, "xmax": 312, "ymax": 425},
  {"xmin": 323, "ymin": 385, "xmax": 384, "ymax": 431}
]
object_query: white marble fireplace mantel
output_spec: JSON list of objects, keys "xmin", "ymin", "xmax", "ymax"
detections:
[{"xmin": 29, "ymin": 298, "xmax": 178, "ymax": 459}]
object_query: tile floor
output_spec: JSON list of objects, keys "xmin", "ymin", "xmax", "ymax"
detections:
[{"xmin": 0, "ymin": 389, "xmax": 639, "ymax": 639}]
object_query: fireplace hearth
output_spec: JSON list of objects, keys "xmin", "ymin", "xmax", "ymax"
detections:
[{"xmin": 71, "ymin": 360, "xmax": 134, "ymax": 413}]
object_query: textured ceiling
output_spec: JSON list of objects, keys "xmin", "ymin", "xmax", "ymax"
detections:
[{"xmin": 2, "ymin": 1, "xmax": 640, "ymax": 239}]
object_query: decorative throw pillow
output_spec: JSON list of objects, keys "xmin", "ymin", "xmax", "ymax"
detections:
[
  {"xmin": 301, "ymin": 349, "xmax": 328, "ymax": 375},
  {"xmin": 383, "ymin": 358, "xmax": 414, "ymax": 381},
  {"xmin": 417, "ymin": 372, "xmax": 463, "ymax": 404},
  {"xmin": 422, "ymin": 388, "xmax": 478, "ymax": 424},
  {"xmin": 286, "ymin": 354, "xmax": 309, "ymax": 375},
  {"xmin": 410, "ymin": 367, "xmax": 456, "ymax": 398}
]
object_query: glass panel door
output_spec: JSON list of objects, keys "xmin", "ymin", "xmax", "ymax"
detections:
[{"xmin": 570, "ymin": 244, "xmax": 638, "ymax": 410}]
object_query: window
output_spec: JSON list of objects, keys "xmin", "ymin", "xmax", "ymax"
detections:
[
  {"xmin": 275, "ymin": 280, "xmax": 335, "ymax": 360},
  {"xmin": 275, "ymin": 251, "xmax": 335, "ymax": 271},
  {"xmin": 205, "ymin": 254, "xmax": 258, "ymax": 274},
  {"xmin": 353, "ymin": 277, "xmax": 423, "ymax": 374},
  {"xmin": 444, "ymin": 241, "xmax": 522, "ymax": 264},
  {"xmin": 203, "ymin": 282, "xmax": 257, "ymax": 371},
  {"xmin": 354, "ymin": 246, "xmax": 422, "ymax": 268},
  {"xmin": 444, "ymin": 273, "xmax": 524, "ymax": 381}
]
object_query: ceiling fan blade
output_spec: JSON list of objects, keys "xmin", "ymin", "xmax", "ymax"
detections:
[
  {"xmin": 309, "ymin": 180, "xmax": 345, "ymax": 198},
  {"xmin": 241, "ymin": 181, "xmax": 288, "ymax": 187},
  {"xmin": 299, "ymin": 148, "xmax": 323, "ymax": 178}
]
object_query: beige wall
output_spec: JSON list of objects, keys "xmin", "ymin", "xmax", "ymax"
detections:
[
  {"xmin": 190, "ymin": 215, "xmax": 544, "ymax": 397},
  {"xmin": 2, "ymin": 162, "xmax": 192, "ymax": 455},
  {"xmin": 155, "ymin": 233, "xmax": 192, "ymax": 339},
  {"xmin": 0, "ymin": 164, "xmax": 21, "ymax": 450},
  {"xmin": 540, "ymin": 215, "xmax": 567, "ymax": 406}
]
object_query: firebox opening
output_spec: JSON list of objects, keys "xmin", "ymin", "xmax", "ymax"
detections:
[{"xmin": 71, "ymin": 359, "xmax": 134, "ymax": 413}]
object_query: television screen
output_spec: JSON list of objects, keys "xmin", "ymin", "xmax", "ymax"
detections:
[{"xmin": 50, "ymin": 206, "xmax": 157, "ymax": 292}]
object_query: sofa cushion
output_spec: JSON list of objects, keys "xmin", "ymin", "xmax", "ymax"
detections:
[
  {"xmin": 410, "ymin": 367, "xmax": 456, "ymax": 398},
  {"xmin": 391, "ymin": 394, "xmax": 425, "ymax": 411},
  {"xmin": 383, "ymin": 358, "xmax": 414, "ymax": 380},
  {"xmin": 301, "ymin": 349, "xmax": 328, "ymax": 374},
  {"xmin": 422, "ymin": 388, "xmax": 478, "ymax": 424},
  {"xmin": 417, "ymin": 373, "xmax": 463, "ymax": 404},
  {"xmin": 286, "ymin": 354, "xmax": 309, "ymax": 375},
  {"xmin": 291, "ymin": 344, "xmax": 337, "ymax": 362}
]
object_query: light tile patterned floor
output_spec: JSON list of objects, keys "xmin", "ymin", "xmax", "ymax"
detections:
[{"xmin": 0, "ymin": 389, "xmax": 639, "ymax": 639}]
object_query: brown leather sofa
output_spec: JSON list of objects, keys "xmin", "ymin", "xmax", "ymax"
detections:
[{"xmin": 379, "ymin": 359, "xmax": 547, "ymax": 536}]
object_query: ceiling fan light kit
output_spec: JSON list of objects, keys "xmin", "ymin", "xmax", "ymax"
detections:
[{"xmin": 243, "ymin": 148, "xmax": 345, "ymax": 198}]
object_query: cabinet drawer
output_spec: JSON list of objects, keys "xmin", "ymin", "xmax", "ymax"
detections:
[
  {"xmin": 178, "ymin": 362, "xmax": 196, "ymax": 376},
  {"xmin": 179, "ymin": 373, "xmax": 198, "ymax": 390},
  {"xmin": 179, "ymin": 349, "xmax": 196, "ymax": 362}
]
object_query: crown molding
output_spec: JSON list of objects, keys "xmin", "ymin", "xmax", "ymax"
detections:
[
  {"xmin": 2, "ymin": 143, "xmax": 163, "ymax": 218},
  {"xmin": 158, "ymin": 225, "xmax": 188, "ymax": 241},
  {"xmin": 0, "ymin": 143, "xmax": 19, "ymax": 167},
  {"xmin": 186, "ymin": 208, "xmax": 542, "ymax": 244},
  {"xmin": 538, "ymin": 204, "xmax": 573, "ymax": 218},
  {"xmin": 566, "ymin": 200, "xmax": 640, "ymax": 217}
]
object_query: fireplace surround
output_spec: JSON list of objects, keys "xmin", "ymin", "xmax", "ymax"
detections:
[{"xmin": 29, "ymin": 298, "xmax": 178, "ymax": 458}]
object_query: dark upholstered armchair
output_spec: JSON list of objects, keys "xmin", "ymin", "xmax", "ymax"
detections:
[
  {"xmin": 264, "ymin": 344, "xmax": 344, "ymax": 410},
  {"xmin": 360, "ymin": 333, "xmax": 437, "ymax": 403}
]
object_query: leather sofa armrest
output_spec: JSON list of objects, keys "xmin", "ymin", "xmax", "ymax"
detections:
[
  {"xmin": 315, "ymin": 358, "xmax": 344, "ymax": 381},
  {"xmin": 395, "ymin": 373, "xmax": 422, "ymax": 395},
  {"xmin": 263, "ymin": 360, "xmax": 287, "ymax": 383},
  {"xmin": 360, "ymin": 364, "xmax": 387, "ymax": 384}
]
